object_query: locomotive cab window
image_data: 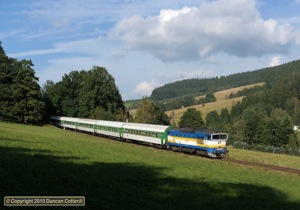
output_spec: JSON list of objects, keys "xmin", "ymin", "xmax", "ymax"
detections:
[{"xmin": 212, "ymin": 135, "xmax": 220, "ymax": 140}]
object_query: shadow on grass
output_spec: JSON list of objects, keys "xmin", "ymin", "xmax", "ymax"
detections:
[{"xmin": 1, "ymin": 145, "xmax": 299, "ymax": 210}]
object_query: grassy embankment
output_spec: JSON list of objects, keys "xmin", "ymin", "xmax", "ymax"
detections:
[
  {"xmin": 1, "ymin": 121, "xmax": 299, "ymax": 209},
  {"xmin": 166, "ymin": 82, "xmax": 265, "ymax": 125}
]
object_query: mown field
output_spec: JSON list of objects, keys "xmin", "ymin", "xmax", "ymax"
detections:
[
  {"xmin": 1, "ymin": 122, "xmax": 300, "ymax": 209},
  {"xmin": 166, "ymin": 82, "xmax": 265, "ymax": 125}
]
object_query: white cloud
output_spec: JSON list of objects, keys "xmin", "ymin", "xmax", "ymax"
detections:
[
  {"xmin": 269, "ymin": 56, "xmax": 281, "ymax": 67},
  {"xmin": 9, "ymin": 37, "xmax": 104, "ymax": 58},
  {"xmin": 9, "ymin": 48, "xmax": 61, "ymax": 57},
  {"xmin": 111, "ymin": 0, "xmax": 295, "ymax": 62},
  {"xmin": 27, "ymin": 0, "xmax": 202, "ymax": 30},
  {"xmin": 294, "ymin": 0, "xmax": 300, "ymax": 4},
  {"xmin": 0, "ymin": 29, "xmax": 26, "ymax": 40},
  {"xmin": 131, "ymin": 80, "xmax": 159, "ymax": 98}
]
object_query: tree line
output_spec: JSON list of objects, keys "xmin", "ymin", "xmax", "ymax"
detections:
[
  {"xmin": 151, "ymin": 60, "xmax": 300, "ymax": 101},
  {"xmin": 0, "ymin": 42, "xmax": 169, "ymax": 125},
  {"xmin": 177, "ymin": 73, "xmax": 300, "ymax": 155},
  {"xmin": 227, "ymin": 72, "xmax": 300, "ymax": 154},
  {"xmin": 157, "ymin": 94, "xmax": 216, "ymax": 111},
  {"xmin": 1, "ymin": 41, "xmax": 300, "ymax": 155}
]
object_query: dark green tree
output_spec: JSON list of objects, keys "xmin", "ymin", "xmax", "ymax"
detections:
[
  {"xmin": 0, "ymin": 42, "xmax": 14, "ymax": 121},
  {"xmin": 135, "ymin": 98, "xmax": 170, "ymax": 125},
  {"xmin": 43, "ymin": 66, "xmax": 125, "ymax": 120},
  {"xmin": 285, "ymin": 97, "xmax": 300, "ymax": 125},
  {"xmin": 242, "ymin": 106, "xmax": 268, "ymax": 145},
  {"xmin": 269, "ymin": 109, "xmax": 294, "ymax": 147},
  {"xmin": 205, "ymin": 110, "xmax": 220, "ymax": 129},
  {"xmin": 42, "ymin": 80, "xmax": 58, "ymax": 119},
  {"xmin": 0, "ymin": 42, "xmax": 45, "ymax": 124},
  {"xmin": 203, "ymin": 93, "xmax": 217, "ymax": 103},
  {"xmin": 242, "ymin": 111, "xmax": 258, "ymax": 145},
  {"xmin": 178, "ymin": 108, "xmax": 204, "ymax": 128},
  {"xmin": 10, "ymin": 59, "xmax": 45, "ymax": 123},
  {"xmin": 253, "ymin": 118, "xmax": 271, "ymax": 145},
  {"xmin": 220, "ymin": 108, "xmax": 231, "ymax": 124},
  {"xmin": 79, "ymin": 66, "xmax": 124, "ymax": 118}
]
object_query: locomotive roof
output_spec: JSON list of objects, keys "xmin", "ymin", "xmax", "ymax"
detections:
[{"xmin": 169, "ymin": 127, "xmax": 223, "ymax": 134}]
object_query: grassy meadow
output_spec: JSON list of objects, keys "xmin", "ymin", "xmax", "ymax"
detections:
[
  {"xmin": 1, "ymin": 122, "xmax": 300, "ymax": 209},
  {"xmin": 167, "ymin": 82, "xmax": 265, "ymax": 125},
  {"xmin": 227, "ymin": 146, "xmax": 300, "ymax": 169}
]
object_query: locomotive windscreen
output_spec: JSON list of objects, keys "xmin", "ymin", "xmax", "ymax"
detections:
[{"xmin": 212, "ymin": 134, "xmax": 228, "ymax": 140}]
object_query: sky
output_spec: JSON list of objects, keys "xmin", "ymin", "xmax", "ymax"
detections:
[{"xmin": 1, "ymin": 0, "xmax": 300, "ymax": 100}]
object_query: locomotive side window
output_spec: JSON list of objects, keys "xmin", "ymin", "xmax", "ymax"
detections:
[{"xmin": 204, "ymin": 135, "xmax": 211, "ymax": 140}]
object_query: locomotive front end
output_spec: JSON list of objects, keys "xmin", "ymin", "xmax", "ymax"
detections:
[{"xmin": 207, "ymin": 133, "xmax": 228, "ymax": 158}]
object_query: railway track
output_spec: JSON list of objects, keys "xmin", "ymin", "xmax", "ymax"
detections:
[{"xmin": 221, "ymin": 157, "xmax": 300, "ymax": 176}]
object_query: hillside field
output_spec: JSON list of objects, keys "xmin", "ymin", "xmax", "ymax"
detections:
[
  {"xmin": 167, "ymin": 82, "xmax": 265, "ymax": 125},
  {"xmin": 1, "ymin": 122, "xmax": 300, "ymax": 209}
]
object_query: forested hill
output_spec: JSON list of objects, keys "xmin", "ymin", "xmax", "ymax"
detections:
[{"xmin": 151, "ymin": 60, "xmax": 300, "ymax": 101}]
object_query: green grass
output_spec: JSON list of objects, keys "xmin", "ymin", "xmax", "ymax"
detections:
[
  {"xmin": 227, "ymin": 146, "xmax": 300, "ymax": 169},
  {"xmin": 1, "ymin": 122, "xmax": 300, "ymax": 209}
]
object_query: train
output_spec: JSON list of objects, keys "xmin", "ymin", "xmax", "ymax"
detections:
[{"xmin": 51, "ymin": 116, "xmax": 228, "ymax": 158}]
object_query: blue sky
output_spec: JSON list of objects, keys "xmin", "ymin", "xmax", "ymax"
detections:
[{"xmin": 1, "ymin": 0, "xmax": 300, "ymax": 100}]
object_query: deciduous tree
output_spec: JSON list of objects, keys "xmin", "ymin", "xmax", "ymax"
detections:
[
  {"xmin": 179, "ymin": 108, "xmax": 204, "ymax": 128},
  {"xmin": 0, "ymin": 42, "xmax": 45, "ymax": 124},
  {"xmin": 135, "ymin": 98, "xmax": 170, "ymax": 125}
]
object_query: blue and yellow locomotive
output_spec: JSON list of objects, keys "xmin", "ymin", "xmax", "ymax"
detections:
[{"xmin": 167, "ymin": 128, "xmax": 228, "ymax": 157}]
